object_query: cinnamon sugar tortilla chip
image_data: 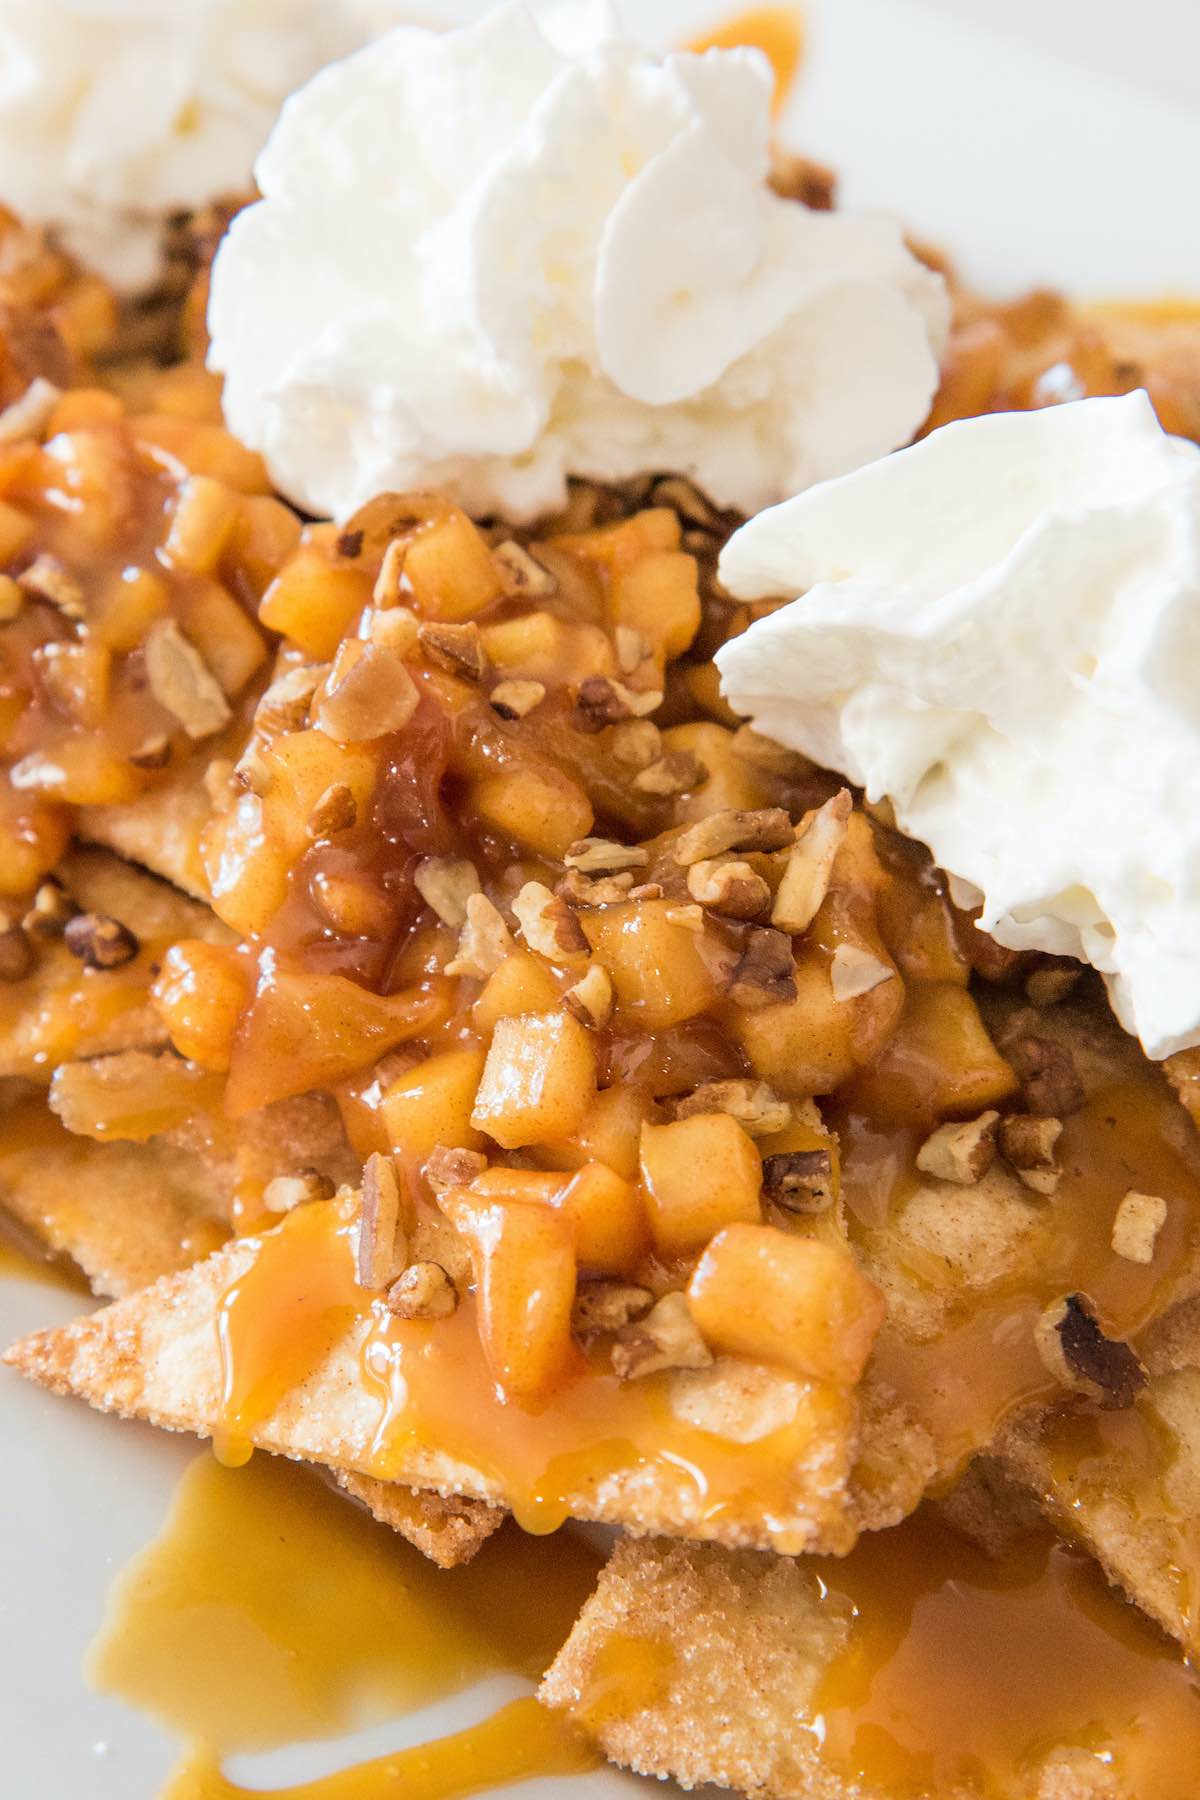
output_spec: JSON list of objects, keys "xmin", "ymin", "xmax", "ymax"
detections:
[
  {"xmin": 335, "ymin": 1471, "xmax": 503, "ymax": 1568},
  {"xmin": 2, "ymin": 1223, "xmax": 861, "ymax": 1551}
]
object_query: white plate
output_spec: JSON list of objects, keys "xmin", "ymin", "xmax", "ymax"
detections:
[{"xmin": 3, "ymin": 3, "xmax": 1199, "ymax": 1795}]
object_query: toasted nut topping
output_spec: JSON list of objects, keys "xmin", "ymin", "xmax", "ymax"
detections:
[
  {"xmin": 664, "ymin": 903, "xmax": 705, "ymax": 932},
  {"xmin": 999, "ymin": 1112, "xmax": 1063, "ymax": 1195},
  {"xmin": 491, "ymin": 678, "xmax": 546, "ymax": 720},
  {"xmin": 564, "ymin": 838, "xmax": 649, "ymax": 874},
  {"xmin": 145, "ymin": 619, "xmax": 232, "ymax": 739},
  {"xmin": 726, "ymin": 927, "xmax": 797, "ymax": 1010},
  {"xmin": 423, "ymin": 1144, "xmax": 487, "ymax": 1192},
  {"xmin": 0, "ymin": 924, "xmax": 33, "ymax": 982},
  {"xmin": 18, "ymin": 553, "xmax": 85, "ymax": 620},
  {"xmin": 372, "ymin": 538, "xmax": 408, "ymax": 608},
  {"xmin": 128, "ymin": 734, "xmax": 171, "ymax": 771},
  {"xmin": 627, "ymin": 882, "xmax": 663, "ymax": 901},
  {"xmin": 686, "ymin": 856, "xmax": 771, "ymax": 920},
  {"xmin": 573, "ymin": 675, "xmax": 639, "ymax": 730},
  {"xmin": 1034, "ymin": 1293, "xmax": 1147, "ymax": 1409},
  {"xmin": 573, "ymin": 1280, "xmax": 653, "ymax": 1336},
  {"xmin": 772, "ymin": 791, "xmax": 852, "ymax": 935},
  {"xmin": 357, "ymin": 1152, "xmax": 406, "ymax": 1290},
  {"xmin": 22, "ymin": 878, "xmax": 76, "ymax": 939},
  {"xmin": 762, "ymin": 1149, "xmax": 835, "ymax": 1215},
  {"xmin": 315, "ymin": 642, "xmax": 419, "ymax": 743},
  {"xmin": 731, "ymin": 725, "xmax": 812, "ymax": 778},
  {"xmin": 336, "ymin": 528, "xmax": 364, "ymax": 559},
  {"xmin": 368, "ymin": 605, "xmax": 420, "ymax": 654},
  {"xmin": 614, "ymin": 625, "xmax": 650, "ymax": 675},
  {"xmin": 307, "ymin": 782, "xmax": 357, "ymax": 840},
  {"xmin": 1111, "ymin": 1190, "xmax": 1168, "ymax": 1265},
  {"xmin": 1009, "ymin": 1034, "xmax": 1085, "ymax": 1118},
  {"xmin": 1025, "ymin": 964, "xmax": 1082, "ymax": 1007},
  {"xmin": 672, "ymin": 1078, "xmax": 791, "ymax": 1138},
  {"xmin": 0, "ymin": 375, "xmax": 60, "ymax": 444},
  {"xmin": 610, "ymin": 719, "xmax": 662, "ymax": 769},
  {"xmin": 386, "ymin": 1260, "xmax": 458, "ymax": 1320},
  {"xmin": 256, "ymin": 664, "xmax": 324, "ymax": 737},
  {"xmin": 634, "ymin": 751, "xmax": 708, "ymax": 797},
  {"xmin": 916, "ymin": 1111, "xmax": 1000, "ymax": 1186},
  {"xmin": 557, "ymin": 868, "xmax": 636, "ymax": 907},
  {"xmin": 674, "ymin": 808, "xmax": 793, "ymax": 866},
  {"xmin": 417, "ymin": 619, "xmax": 487, "ymax": 682},
  {"xmin": 63, "ymin": 912, "xmax": 139, "ymax": 970},
  {"xmin": 263, "ymin": 1169, "xmax": 336, "ymax": 1213},
  {"xmin": 445, "ymin": 892, "xmax": 514, "ymax": 979},
  {"xmin": 512, "ymin": 880, "xmax": 590, "ymax": 966},
  {"xmin": 494, "ymin": 539, "xmax": 557, "ymax": 597},
  {"xmin": 650, "ymin": 475, "xmax": 719, "ymax": 529},
  {"xmin": 830, "ymin": 943, "xmax": 895, "ymax": 1002},
  {"xmin": 611, "ymin": 1290, "xmax": 714, "ymax": 1380},
  {"xmin": 0, "ymin": 574, "xmax": 23, "ymax": 621},
  {"xmin": 563, "ymin": 963, "xmax": 614, "ymax": 1030},
  {"xmin": 413, "ymin": 856, "xmax": 481, "ymax": 929},
  {"xmin": 372, "ymin": 1047, "xmax": 422, "ymax": 1088}
]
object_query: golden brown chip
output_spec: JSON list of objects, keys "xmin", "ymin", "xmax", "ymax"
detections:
[{"xmin": 335, "ymin": 1472, "xmax": 503, "ymax": 1569}]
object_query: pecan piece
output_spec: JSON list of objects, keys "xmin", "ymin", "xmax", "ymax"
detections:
[
  {"xmin": 445, "ymin": 893, "xmax": 514, "ymax": 979},
  {"xmin": 633, "ymin": 750, "xmax": 708, "ymax": 797},
  {"xmin": 413, "ymin": 857, "xmax": 481, "ymax": 929},
  {"xmin": 263, "ymin": 1169, "xmax": 336, "ymax": 1213},
  {"xmin": 1034, "ymin": 1293, "xmax": 1147, "ymax": 1409},
  {"xmin": 674, "ymin": 808, "xmax": 793, "ymax": 865},
  {"xmin": 18, "ymin": 553, "xmax": 85, "ymax": 620},
  {"xmin": 417, "ymin": 619, "xmax": 487, "ymax": 682},
  {"xmin": 611, "ymin": 1291, "xmax": 713, "ymax": 1380},
  {"xmin": 563, "ymin": 963, "xmax": 614, "ymax": 1030},
  {"xmin": 999, "ymin": 1112, "xmax": 1063, "ymax": 1195},
  {"xmin": 1009, "ymin": 1033, "xmax": 1084, "ymax": 1117},
  {"xmin": 762, "ymin": 1150, "xmax": 834, "ymax": 1215},
  {"xmin": 256, "ymin": 663, "xmax": 324, "ymax": 737},
  {"xmin": 573, "ymin": 1281, "xmax": 653, "ymax": 1336},
  {"xmin": 356, "ymin": 1152, "xmax": 406, "ymax": 1290},
  {"xmin": 686, "ymin": 857, "xmax": 770, "ymax": 920},
  {"xmin": 512, "ymin": 880, "xmax": 589, "ymax": 966},
  {"xmin": 22, "ymin": 877, "xmax": 76, "ymax": 939},
  {"xmin": 916, "ymin": 1112, "xmax": 1000, "ymax": 1186},
  {"xmin": 772, "ymin": 790, "xmax": 851, "ymax": 935},
  {"xmin": 145, "ymin": 619, "xmax": 231, "ymax": 739},
  {"xmin": 386, "ymin": 1261, "xmax": 458, "ymax": 1320},
  {"xmin": 1111, "ymin": 1190, "xmax": 1168, "ymax": 1265},
  {"xmin": 493, "ymin": 540, "xmax": 557, "ymax": 597},
  {"xmin": 307, "ymin": 782, "xmax": 357, "ymax": 840},
  {"xmin": 830, "ymin": 943, "xmax": 895, "ymax": 1002},
  {"xmin": 564, "ymin": 838, "xmax": 649, "ymax": 874},
  {"xmin": 423, "ymin": 1144, "xmax": 487, "ymax": 1192},
  {"xmin": 63, "ymin": 912, "xmax": 139, "ymax": 970},
  {"xmin": 491, "ymin": 678, "xmax": 546, "ymax": 720},
  {"xmin": 725, "ymin": 927, "xmax": 797, "ymax": 1010},
  {"xmin": 671, "ymin": 1079, "xmax": 791, "ymax": 1138}
]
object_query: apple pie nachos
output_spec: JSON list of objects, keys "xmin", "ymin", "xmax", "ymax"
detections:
[{"xmin": 1, "ymin": 188, "xmax": 1200, "ymax": 1798}]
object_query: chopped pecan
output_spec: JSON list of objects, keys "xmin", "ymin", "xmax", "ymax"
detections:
[
  {"xmin": 634, "ymin": 751, "xmax": 708, "ymax": 797},
  {"xmin": 386, "ymin": 1261, "xmax": 458, "ymax": 1320},
  {"xmin": 371, "ymin": 536, "xmax": 407, "ymax": 606},
  {"xmin": 417, "ymin": 619, "xmax": 487, "ymax": 682},
  {"xmin": 572, "ymin": 674, "xmax": 658, "ymax": 731},
  {"xmin": 769, "ymin": 149, "xmax": 837, "ymax": 209},
  {"xmin": 490, "ymin": 678, "xmax": 546, "ymax": 719},
  {"xmin": 725, "ymin": 927, "xmax": 797, "ymax": 1010},
  {"xmin": 445, "ymin": 893, "xmax": 514, "ymax": 979},
  {"xmin": 614, "ymin": 626, "xmax": 650, "ymax": 675},
  {"xmin": 315, "ymin": 642, "xmax": 419, "ymax": 743},
  {"xmin": 573, "ymin": 1280, "xmax": 653, "ymax": 1336},
  {"xmin": 356, "ymin": 1152, "xmax": 406, "ymax": 1290},
  {"xmin": 563, "ymin": 963, "xmax": 614, "ymax": 1029},
  {"xmin": 762, "ymin": 1149, "xmax": 834, "ymax": 1215},
  {"xmin": 22, "ymin": 877, "xmax": 76, "ymax": 939},
  {"xmin": 611, "ymin": 1291, "xmax": 713, "ymax": 1380},
  {"xmin": 671, "ymin": 1078, "xmax": 791, "ymax": 1137},
  {"xmin": 493, "ymin": 539, "xmax": 557, "ymax": 597},
  {"xmin": 1111, "ymin": 1189, "xmax": 1168, "ymax": 1265},
  {"xmin": 368, "ymin": 605, "xmax": 419, "ymax": 654},
  {"xmin": 674, "ymin": 808, "xmax": 793, "ymax": 866},
  {"xmin": 423, "ymin": 1144, "xmax": 488, "ymax": 1192},
  {"xmin": 772, "ymin": 790, "xmax": 852, "ymax": 935},
  {"xmin": 564, "ymin": 838, "xmax": 649, "ymax": 874},
  {"xmin": 686, "ymin": 857, "xmax": 771, "ymax": 920},
  {"xmin": 1009, "ymin": 1034, "xmax": 1084, "ymax": 1117},
  {"xmin": 0, "ymin": 923, "xmax": 33, "ymax": 982},
  {"xmin": 63, "ymin": 912, "xmax": 139, "ymax": 970},
  {"xmin": 1034, "ymin": 1293, "xmax": 1147, "ymax": 1409},
  {"xmin": 830, "ymin": 944, "xmax": 895, "ymax": 1002},
  {"xmin": 916, "ymin": 1112, "xmax": 1000, "ymax": 1186},
  {"xmin": 307, "ymin": 782, "xmax": 357, "ymax": 840},
  {"xmin": 18, "ymin": 553, "xmax": 85, "ymax": 620},
  {"xmin": 556, "ymin": 867, "xmax": 635, "ymax": 907},
  {"xmin": 145, "ymin": 619, "xmax": 231, "ymax": 739},
  {"xmin": 999, "ymin": 1112, "xmax": 1063, "ymax": 1196},
  {"xmin": 649, "ymin": 475, "xmax": 719, "ymax": 530},
  {"xmin": 256, "ymin": 663, "xmax": 324, "ymax": 737},
  {"xmin": 128, "ymin": 734, "xmax": 171, "ymax": 770},
  {"xmin": 610, "ymin": 719, "xmax": 661, "ymax": 769},
  {"xmin": 0, "ymin": 375, "xmax": 60, "ymax": 444},
  {"xmin": 413, "ymin": 856, "xmax": 481, "ymax": 929},
  {"xmin": 512, "ymin": 880, "xmax": 589, "ymax": 966},
  {"xmin": 263, "ymin": 1169, "xmax": 335, "ymax": 1213}
]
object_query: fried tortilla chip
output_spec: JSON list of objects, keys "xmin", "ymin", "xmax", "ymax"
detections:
[
  {"xmin": 335, "ymin": 1472, "xmax": 503, "ymax": 1568},
  {"xmin": 76, "ymin": 742, "xmax": 221, "ymax": 901},
  {"xmin": 0, "ymin": 849, "xmax": 230, "ymax": 1081},
  {"xmin": 996, "ymin": 1294, "xmax": 1200, "ymax": 1656}
]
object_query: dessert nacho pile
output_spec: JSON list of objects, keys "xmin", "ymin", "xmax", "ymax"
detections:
[{"xmin": 2, "ymin": 202, "xmax": 1200, "ymax": 1798}]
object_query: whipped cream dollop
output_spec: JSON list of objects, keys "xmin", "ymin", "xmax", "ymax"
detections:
[
  {"xmin": 716, "ymin": 391, "xmax": 1200, "ymax": 1060},
  {"xmin": 207, "ymin": 0, "xmax": 948, "ymax": 524},
  {"xmin": 0, "ymin": 0, "xmax": 381, "ymax": 290}
]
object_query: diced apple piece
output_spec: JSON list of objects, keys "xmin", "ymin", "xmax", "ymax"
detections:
[
  {"xmin": 0, "ymin": 795, "xmax": 70, "ymax": 897},
  {"xmin": 178, "ymin": 580, "xmax": 267, "ymax": 697},
  {"xmin": 402, "ymin": 509, "xmax": 501, "ymax": 620},
  {"xmin": 848, "ymin": 982, "xmax": 1018, "ymax": 1126},
  {"xmin": 151, "ymin": 940, "xmax": 252, "ymax": 1072},
  {"xmin": 91, "ymin": 566, "xmax": 169, "ymax": 651},
  {"xmin": 259, "ymin": 541, "xmax": 371, "ymax": 658},
  {"xmin": 480, "ymin": 613, "xmax": 615, "ymax": 684},
  {"xmin": 554, "ymin": 1160, "xmax": 649, "ymax": 1274},
  {"xmin": 379, "ymin": 1044, "xmax": 487, "ymax": 1165},
  {"xmin": 441, "ymin": 1188, "xmax": 577, "ymax": 1406},
  {"xmin": 10, "ymin": 735, "xmax": 142, "ymax": 806},
  {"xmin": 471, "ymin": 764, "xmax": 593, "ymax": 860},
  {"xmin": 472, "ymin": 950, "xmax": 562, "ymax": 1033},
  {"xmin": 224, "ymin": 959, "xmax": 452, "ymax": 1114},
  {"xmin": 163, "ymin": 474, "xmax": 241, "ymax": 575},
  {"xmin": 582, "ymin": 899, "xmax": 718, "ymax": 1033},
  {"xmin": 639, "ymin": 1114, "xmax": 762, "ymax": 1256},
  {"xmin": 233, "ymin": 494, "xmax": 303, "ymax": 598},
  {"xmin": 688, "ymin": 1223, "xmax": 885, "ymax": 1386},
  {"xmin": 0, "ymin": 498, "xmax": 33, "ymax": 562},
  {"xmin": 471, "ymin": 1010, "xmax": 597, "ymax": 1149},
  {"xmin": 609, "ymin": 550, "xmax": 701, "ymax": 659},
  {"xmin": 555, "ymin": 508, "xmax": 681, "ymax": 571},
  {"xmin": 263, "ymin": 729, "xmax": 377, "ymax": 859},
  {"xmin": 203, "ymin": 792, "xmax": 293, "ymax": 937},
  {"xmin": 537, "ymin": 1084, "xmax": 651, "ymax": 1179}
]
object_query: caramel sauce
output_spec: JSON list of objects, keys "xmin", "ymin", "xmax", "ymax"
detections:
[
  {"xmin": 806, "ymin": 1510, "xmax": 1200, "ymax": 1797},
  {"xmin": 90, "ymin": 1452, "xmax": 600, "ymax": 1796},
  {"xmin": 689, "ymin": 8, "xmax": 805, "ymax": 114},
  {"xmin": 0, "ymin": 1207, "xmax": 85, "ymax": 1290},
  {"xmin": 213, "ymin": 1199, "xmax": 852, "ymax": 1549}
]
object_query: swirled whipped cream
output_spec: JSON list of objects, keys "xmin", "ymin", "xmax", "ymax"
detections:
[
  {"xmin": 0, "ymin": 0, "xmax": 377, "ymax": 290},
  {"xmin": 717, "ymin": 391, "xmax": 1200, "ymax": 1060},
  {"xmin": 207, "ymin": 0, "xmax": 949, "ymax": 524}
]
